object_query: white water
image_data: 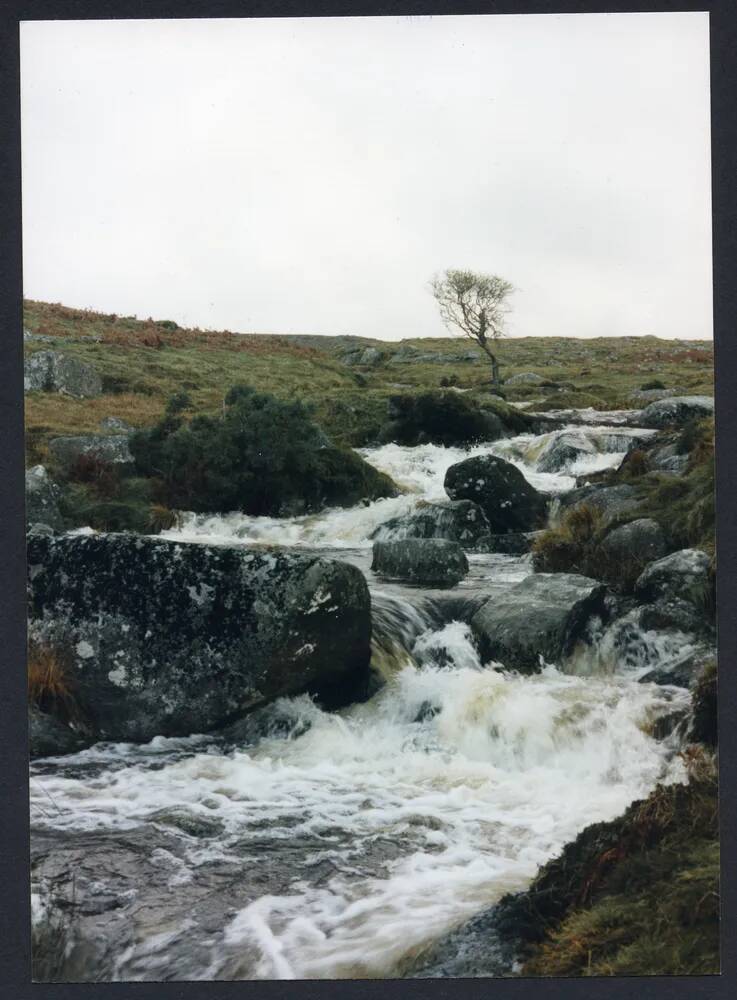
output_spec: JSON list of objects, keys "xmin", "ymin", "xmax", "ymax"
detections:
[
  {"xmin": 31, "ymin": 417, "xmax": 690, "ymax": 981},
  {"xmin": 162, "ymin": 424, "xmax": 653, "ymax": 550}
]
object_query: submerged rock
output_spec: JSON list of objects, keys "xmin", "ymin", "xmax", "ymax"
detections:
[
  {"xmin": 634, "ymin": 548, "xmax": 712, "ymax": 609},
  {"xmin": 471, "ymin": 573, "xmax": 607, "ymax": 673},
  {"xmin": 25, "ymin": 465, "xmax": 64, "ymax": 532},
  {"xmin": 638, "ymin": 396, "xmax": 714, "ymax": 429},
  {"xmin": 48, "ymin": 434, "xmax": 134, "ymax": 471},
  {"xmin": 371, "ymin": 538, "xmax": 469, "ymax": 586},
  {"xmin": 24, "ymin": 350, "xmax": 102, "ymax": 398},
  {"xmin": 370, "ymin": 500, "xmax": 490, "ymax": 547},
  {"xmin": 444, "ymin": 454, "xmax": 547, "ymax": 533},
  {"xmin": 27, "ymin": 533, "xmax": 372, "ymax": 742}
]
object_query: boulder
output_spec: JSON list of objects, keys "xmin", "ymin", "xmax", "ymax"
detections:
[
  {"xmin": 371, "ymin": 538, "xmax": 469, "ymax": 586},
  {"xmin": 48, "ymin": 434, "xmax": 134, "ymax": 471},
  {"xmin": 504, "ymin": 372, "xmax": 545, "ymax": 386},
  {"xmin": 471, "ymin": 573, "xmax": 607, "ymax": 673},
  {"xmin": 29, "ymin": 708, "xmax": 88, "ymax": 759},
  {"xmin": 599, "ymin": 518, "xmax": 667, "ymax": 565},
  {"xmin": 560, "ymin": 483, "xmax": 641, "ymax": 525},
  {"xmin": 475, "ymin": 531, "xmax": 538, "ymax": 555},
  {"xmin": 25, "ymin": 465, "xmax": 64, "ymax": 531},
  {"xmin": 638, "ymin": 396, "xmax": 714, "ymax": 429},
  {"xmin": 650, "ymin": 443, "xmax": 689, "ymax": 476},
  {"xmin": 629, "ymin": 388, "xmax": 680, "ymax": 403},
  {"xmin": 635, "ymin": 548, "xmax": 713, "ymax": 609},
  {"xmin": 370, "ymin": 500, "xmax": 490, "ymax": 547},
  {"xmin": 639, "ymin": 598, "xmax": 710, "ymax": 636},
  {"xmin": 638, "ymin": 647, "xmax": 714, "ymax": 689},
  {"xmin": 444, "ymin": 454, "xmax": 547, "ymax": 532},
  {"xmin": 535, "ymin": 431, "xmax": 597, "ymax": 474},
  {"xmin": 27, "ymin": 533, "xmax": 372, "ymax": 742},
  {"xmin": 24, "ymin": 350, "xmax": 102, "ymax": 398}
]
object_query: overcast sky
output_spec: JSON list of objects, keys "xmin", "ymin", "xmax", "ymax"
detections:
[{"xmin": 21, "ymin": 13, "xmax": 712, "ymax": 341}]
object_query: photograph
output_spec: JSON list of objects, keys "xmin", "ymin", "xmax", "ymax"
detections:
[{"xmin": 21, "ymin": 11, "xmax": 718, "ymax": 982}]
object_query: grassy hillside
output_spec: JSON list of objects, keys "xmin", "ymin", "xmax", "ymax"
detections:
[{"xmin": 23, "ymin": 299, "xmax": 713, "ymax": 462}]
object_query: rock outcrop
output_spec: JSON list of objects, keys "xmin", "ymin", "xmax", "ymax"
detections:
[
  {"xmin": 25, "ymin": 465, "xmax": 64, "ymax": 531},
  {"xmin": 444, "ymin": 454, "xmax": 547, "ymax": 532},
  {"xmin": 634, "ymin": 548, "xmax": 713, "ymax": 609},
  {"xmin": 27, "ymin": 533, "xmax": 372, "ymax": 743},
  {"xmin": 471, "ymin": 573, "xmax": 607, "ymax": 672},
  {"xmin": 24, "ymin": 350, "xmax": 102, "ymax": 398},
  {"xmin": 48, "ymin": 434, "xmax": 134, "ymax": 471},
  {"xmin": 559, "ymin": 483, "xmax": 641, "ymax": 525},
  {"xmin": 371, "ymin": 538, "xmax": 469, "ymax": 586}
]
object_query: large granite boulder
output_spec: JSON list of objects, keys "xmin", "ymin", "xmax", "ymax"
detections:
[
  {"xmin": 370, "ymin": 500, "xmax": 490, "ymax": 547},
  {"xmin": 371, "ymin": 538, "xmax": 469, "ymax": 586},
  {"xmin": 27, "ymin": 534, "xmax": 372, "ymax": 742},
  {"xmin": 559, "ymin": 483, "xmax": 641, "ymax": 526},
  {"xmin": 638, "ymin": 396, "xmax": 714, "ymax": 429},
  {"xmin": 444, "ymin": 454, "xmax": 547, "ymax": 533},
  {"xmin": 48, "ymin": 434, "xmax": 134, "ymax": 471},
  {"xmin": 24, "ymin": 350, "xmax": 102, "ymax": 398},
  {"xmin": 599, "ymin": 518, "xmax": 667, "ymax": 565},
  {"xmin": 634, "ymin": 548, "xmax": 713, "ymax": 609},
  {"xmin": 25, "ymin": 465, "xmax": 64, "ymax": 531},
  {"xmin": 471, "ymin": 573, "xmax": 607, "ymax": 673}
]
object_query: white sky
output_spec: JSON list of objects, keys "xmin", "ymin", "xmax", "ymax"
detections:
[{"xmin": 20, "ymin": 13, "xmax": 713, "ymax": 341}]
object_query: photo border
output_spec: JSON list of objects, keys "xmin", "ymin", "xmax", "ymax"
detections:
[{"xmin": 1, "ymin": 2, "xmax": 734, "ymax": 997}]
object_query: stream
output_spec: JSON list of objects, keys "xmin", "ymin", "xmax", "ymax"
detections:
[{"xmin": 30, "ymin": 418, "xmax": 693, "ymax": 981}]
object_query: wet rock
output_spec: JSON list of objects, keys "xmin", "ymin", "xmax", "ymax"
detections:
[
  {"xmin": 689, "ymin": 659, "xmax": 717, "ymax": 746},
  {"xmin": 634, "ymin": 549, "xmax": 712, "ymax": 609},
  {"xmin": 48, "ymin": 434, "xmax": 134, "ymax": 471},
  {"xmin": 638, "ymin": 647, "xmax": 713, "ymax": 689},
  {"xmin": 444, "ymin": 454, "xmax": 547, "ymax": 533},
  {"xmin": 535, "ymin": 431, "xmax": 597, "ymax": 474},
  {"xmin": 471, "ymin": 573, "xmax": 607, "ymax": 673},
  {"xmin": 371, "ymin": 538, "xmax": 469, "ymax": 587},
  {"xmin": 560, "ymin": 483, "xmax": 641, "ymax": 525},
  {"xmin": 650, "ymin": 442, "xmax": 689, "ymax": 476},
  {"xmin": 29, "ymin": 708, "xmax": 88, "ymax": 759},
  {"xmin": 504, "ymin": 371, "xmax": 545, "ymax": 386},
  {"xmin": 638, "ymin": 597, "xmax": 709, "ymax": 636},
  {"xmin": 27, "ymin": 533, "xmax": 372, "ymax": 742},
  {"xmin": 24, "ymin": 350, "xmax": 103, "ymax": 398},
  {"xmin": 638, "ymin": 395, "xmax": 714, "ymax": 429},
  {"xmin": 475, "ymin": 531, "xmax": 538, "ymax": 555},
  {"xmin": 25, "ymin": 465, "xmax": 64, "ymax": 532},
  {"xmin": 370, "ymin": 500, "xmax": 490, "ymax": 547},
  {"xmin": 599, "ymin": 518, "xmax": 667, "ymax": 565}
]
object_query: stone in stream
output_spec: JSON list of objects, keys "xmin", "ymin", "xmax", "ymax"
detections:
[
  {"xmin": 535, "ymin": 431, "xmax": 597, "ymax": 474},
  {"xmin": 474, "ymin": 531, "xmax": 540, "ymax": 555},
  {"xmin": 471, "ymin": 573, "xmax": 607, "ymax": 673},
  {"xmin": 371, "ymin": 538, "xmax": 469, "ymax": 587},
  {"xmin": 48, "ymin": 434, "xmax": 134, "ymax": 472},
  {"xmin": 26, "ymin": 533, "xmax": 372, "ymax": 744},
  {"xmin": 444, "ymin": 454, "xmax": 547, "ymax": 533},
  {"xmin": 638, "ymin": 395, "xmax": 714, "ymax": 429},
  {"xmin": 598, "ymin": 518, "xmax": 667, "ymax": 565},
  {"xmin": 634, "ymin": 548, "xmax": 713, "ymax": 610},
  {"xmin": 25, "ymin": 465, "xmax": 64, "ymax": 532},
  {"xmin": 370, "ymin": 500, "xmax": 490, "ymax": 547},
  {"xmin": 24, "ymin": 350, "xmax": 103, "ymax": 398},
  {"xmin": 29, "ymin": 707, "xmax": 89, "ymax": 759},
  {"xmin": 559, "ymin": 483, "xmax": 642, "ymax": 526}
]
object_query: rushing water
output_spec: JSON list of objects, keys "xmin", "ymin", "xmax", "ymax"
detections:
[{"xmin": 30, "ymin": 418, "xmax": 689, "ymax": 981}]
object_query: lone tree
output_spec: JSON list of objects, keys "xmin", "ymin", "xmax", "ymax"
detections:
[{"xmin": 430, "ymin": 269, "xmax": 514, "ymax": 388}]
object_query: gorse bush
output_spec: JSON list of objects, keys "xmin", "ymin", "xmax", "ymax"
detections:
[{"xmin": 130, "ymin": 384, "xmax": 397, "ymax": 516}]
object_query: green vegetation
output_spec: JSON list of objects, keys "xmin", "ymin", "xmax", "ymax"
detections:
[
  {"xmin": 23, "ymin": 299, "xmax": 714, "ymax": 460},
  {"xmin": 510, "ymin": 747, "xmax": 719, "ymax": 977},
  {"xmin": 130, "ymin": 384, "xmax": 396, "ymax": 516},
  {"xmin": 380, "ymin": 390, "xmax": 532, "ymax": 446}
]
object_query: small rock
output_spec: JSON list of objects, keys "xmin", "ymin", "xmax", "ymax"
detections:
[
  {"xmin": 371, "ymin": 538, "xmax": 469, "ymax": 587},
  {"xmin": 599, "ymin": 518, "xmax": 667, "ymax": 565}
]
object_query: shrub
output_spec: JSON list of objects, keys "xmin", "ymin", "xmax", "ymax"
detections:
[
  {"xmin": 380, "ymin": 390, "xmax": 508, "ymax": 446},
  {"xmin": 641, "ymin": 379, "xmax": 666, "ymax": 390},
  {"xmin": 131, "ymin": 384, "xmax": 397, "ymax": 516},
  {"xmin": 67, "ymin": 453, "xmax": 121, "ymax": 498}
]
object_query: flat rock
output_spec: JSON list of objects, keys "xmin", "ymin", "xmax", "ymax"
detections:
[{"xmin": 634, "ymin": 548, "xmax": 712, "ymax": 609}]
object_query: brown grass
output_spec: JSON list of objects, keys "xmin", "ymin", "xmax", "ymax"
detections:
[{"xmin": 27, "ymin": 643, "xmax": 79, "ymax": 723}]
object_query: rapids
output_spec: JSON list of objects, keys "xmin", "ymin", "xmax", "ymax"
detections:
[{"xmin": 30, "ymin": 417, "xmax": 690, "ymax": 981}]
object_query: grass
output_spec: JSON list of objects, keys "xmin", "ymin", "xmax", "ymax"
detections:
[
  {"xmin": 23, "ymin": 299, "xmax": 714, "ymax": 458},
  {"xmin": 27, "ymin": 642, "xmax": 79, "ymax": 723},
  {"xmin": 508, "ymin": 747, "xmax": 720, "ymax": 977}
]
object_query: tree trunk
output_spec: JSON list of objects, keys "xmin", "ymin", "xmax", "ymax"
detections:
[{"xmin": 490, "ymin": 353, "xmax": 500, "ymax": 387}]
